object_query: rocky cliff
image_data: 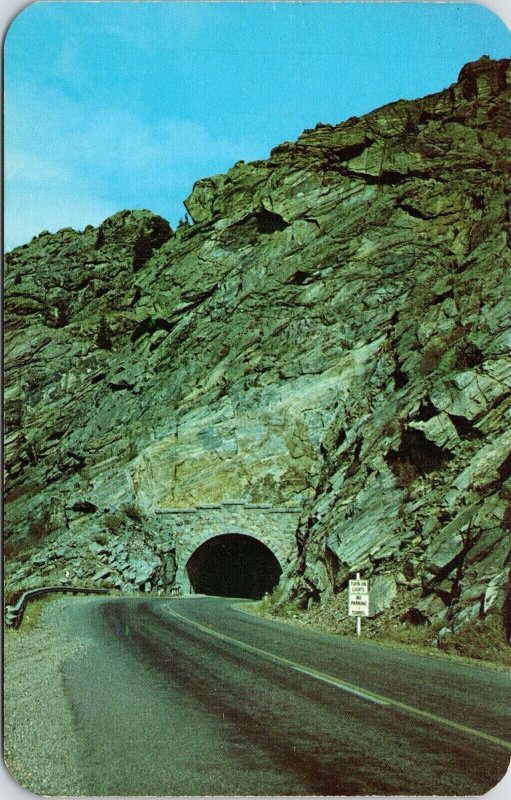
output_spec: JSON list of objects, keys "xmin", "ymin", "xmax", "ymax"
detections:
[{"xmin": 4, "ymin": 57, "xmax": 511, "ymax": 650}]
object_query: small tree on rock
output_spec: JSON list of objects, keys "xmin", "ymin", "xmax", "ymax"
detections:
[{"xmin": 96, "ymin": 314, "xmax": 113, "ymax": 350}]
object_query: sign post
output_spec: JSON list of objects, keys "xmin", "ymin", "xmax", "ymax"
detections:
[{"xmin": 348, "ymin": 572, "xmax": 369, "ymax": 636}]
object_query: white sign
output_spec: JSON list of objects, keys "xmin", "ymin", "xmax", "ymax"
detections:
[
  {"xmin": 349, "ymin": 593, "xmax": 369, "ymax": 616},
  {"xmin": 349, "ymin": 579, "xmax": 368, "ymax": 594},
  {"xmin": 349, "ymin": 579, "xmax": 369, "ymax": 617}
]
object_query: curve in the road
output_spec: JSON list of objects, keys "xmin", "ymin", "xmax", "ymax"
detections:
[
  {"xmin": 165, "ymin": 604, "xmax": 511, "ymax": 752},
  {"xmin": 56, "ymin": 596, "xmax": 510, "ymax": 796}
]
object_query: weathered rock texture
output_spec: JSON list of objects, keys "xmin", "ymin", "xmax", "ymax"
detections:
[{"xmin": 4, "ymin": 57, "xmax": 511, "ymax": 643}]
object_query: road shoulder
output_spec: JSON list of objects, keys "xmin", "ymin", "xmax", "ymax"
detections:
[
  {"xmin": 3, "ymin": 596, "xmax": 91, "ymax": 795},
  {"xmin": 241, "ymin": 600, "xmax": 511, "ymax": 673}
]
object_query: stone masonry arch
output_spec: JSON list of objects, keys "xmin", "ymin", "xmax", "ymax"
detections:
[
  {"xmin": 156, "ymin": 500, "xmax": 300, "ymax": 594},
  {"xmin": 176, "ymin": 527, "xmax": 287, "ymax": 593}
]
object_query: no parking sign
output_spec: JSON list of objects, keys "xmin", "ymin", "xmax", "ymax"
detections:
[
  {"xmin": 348, "ymin": 579, "xmax": 369, "ymax": 617},
  {"xmin": 348, "ymin": 576, "xmax": 369, "ymax": 636}
]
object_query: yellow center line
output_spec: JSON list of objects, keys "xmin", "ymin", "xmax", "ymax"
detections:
[{"xmin": 164, "ymin": 605, "xmax": 511, "ymax": 753}]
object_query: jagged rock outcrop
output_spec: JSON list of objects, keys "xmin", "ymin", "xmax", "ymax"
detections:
[{"xmin": 4, "ymin": 57, "xmax": 510, "ymax": 645}]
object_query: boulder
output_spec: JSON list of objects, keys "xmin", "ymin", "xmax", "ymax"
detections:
[
  {"xmin": 92, "ymin": 568, "xmax": 111, "ymax": 582},
  {"xmin": 424, "ymin": 506, "xmax": 476, "ymax": 573},
  {"xmin": 452, "ymin": 429, "xmax": 511, "ymax": 493},
  {"xmin": 126, "ymin": 555, "xmax": 161, "ymax": 588},
  {"xmin": 483, "ymin": 572, "xmax": 508, "ymax": 615},
  {"xmin": 431, "ymin": 368, "xmax": 511, "ymax": 422},
  {"xmin": 368, "ymin": 575, "xmax": 397, "ymax": 616},
  {"xmin": 409, "ymin": 413, "xmax": 459, "ymax": 451}
]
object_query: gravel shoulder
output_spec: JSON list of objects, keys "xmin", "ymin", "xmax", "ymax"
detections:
[{"xmin": 3, "ymin": 595, "xmax": 95, "ymax": 796}]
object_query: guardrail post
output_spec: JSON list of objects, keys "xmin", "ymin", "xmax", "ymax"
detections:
[{"xmin": 4, "ymin": 586, "xmax": 109, "ymax": 629}]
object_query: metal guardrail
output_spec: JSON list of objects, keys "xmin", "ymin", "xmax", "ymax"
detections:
[{"xmin": 5, "ymin": 585, "xmax": 109, "ymax": 629}]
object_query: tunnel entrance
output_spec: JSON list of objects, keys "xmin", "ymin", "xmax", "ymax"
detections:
[{"xmin": 185, "ymin": 534, "xmax": 282, "ymax": 599}]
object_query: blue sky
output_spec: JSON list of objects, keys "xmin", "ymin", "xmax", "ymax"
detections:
[{"xmin": 4, "ymin": 2, "xmax": 510, "ymax": 251}]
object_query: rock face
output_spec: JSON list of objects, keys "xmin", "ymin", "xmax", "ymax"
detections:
[{"xmin": 4, "ymin": 57, "xmax": 510, "ymax": 643}]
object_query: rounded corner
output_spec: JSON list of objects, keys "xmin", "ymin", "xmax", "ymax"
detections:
[
  {"xmin": 3, "ymin": 1, "xmax": 42, "ymax": 53},
  {"xmin": 472, "ymin": 1, "xmax": 511, "ymax": 33},
  {"xmin": 481, "ymin": 756, "xmax": 511, "ymax": 797},
  {"xmin": 1, "ymin": 753, "xmax": 42, "ymax": 798}
]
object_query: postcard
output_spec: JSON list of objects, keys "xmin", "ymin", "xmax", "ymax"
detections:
[{"xmin": 3, "ymin": 1, "xmax": 511, "ymax": 797}]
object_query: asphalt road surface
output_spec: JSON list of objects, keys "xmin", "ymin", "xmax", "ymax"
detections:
[{"xmin": 59, "ymin": 596, "xmax": 510, "ymax": 795}]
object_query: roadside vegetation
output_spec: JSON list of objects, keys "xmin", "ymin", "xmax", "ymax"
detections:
[
  {"xmin": 250, "ymin": 588, "xmax": 511, "ymax": 669},
  {"xmin": 4, "ymin": 594, "xmax": 57, "ymax": 635}
]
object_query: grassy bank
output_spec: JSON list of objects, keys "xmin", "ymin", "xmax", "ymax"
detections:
[{"xmin": 248, "ymin": 592, "xmax": 511, "ymax": 670}]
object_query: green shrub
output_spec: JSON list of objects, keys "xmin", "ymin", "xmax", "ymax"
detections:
[
  {"xmin": 420, "ymin": 342, "xmax": 444, "ymax": 375},
  {"xmin": 96, "ymin": 315, "xmax": 113, "ymax": 351},
  {"xmin": 381, "ymin": 418, "xmax": 397, "ymax": 438},
  {"xmin": 93, "ymin": 530, "xmax": 110, "ymax": 545},
  {"xmin": 4, "ymin": 482, "xmax": 40, "ymax": 504},
  {"xmin": 503, "ymin": 503, "xmax": 511, "ymax": 531},
  {"xmin": 132, "ymin": 236, "xmax": 154, "ymax": 271},
  {"xmin": 454, "ymin": 341, "xmax": 483, "ymax": 371},
  {"xmin": 94, "ymin": 226, "xmax": 105, "ymax": 249},
  {"xmin": 104, "ymin": 513, "xmax": 124, "ymax": 533},
  {"xmin": 28, "ymin": 509, "xmax": 54, "ymax": 541},
  {"xmin": 392, "ymin": 459, "xmax": 418, "ymax": 488},
  {"xmin": 440, "ymin": 614, "xmax": 511, "ymax": 666},
  {"xmin": 123, "ymin": 502, "xmax": 143, "ymax": 522},
  {"xmin": 4, "ymin": 537, "xmax": 30, "ymax": 561}
]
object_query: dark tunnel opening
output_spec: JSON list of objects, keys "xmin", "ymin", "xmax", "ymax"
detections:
[{"xmin": 186, "ymin": 534, "xmax": 282, "ymax": 599}]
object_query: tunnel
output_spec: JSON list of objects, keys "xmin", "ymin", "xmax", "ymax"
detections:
[{"xmin": 185, "ymin": 534, "xmax": 282, "ymax": 599}]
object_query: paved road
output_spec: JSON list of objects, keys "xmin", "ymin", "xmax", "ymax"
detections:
[{"xmin": 60, "ymin": 596, "xmax": 510, "ymax": 795}]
